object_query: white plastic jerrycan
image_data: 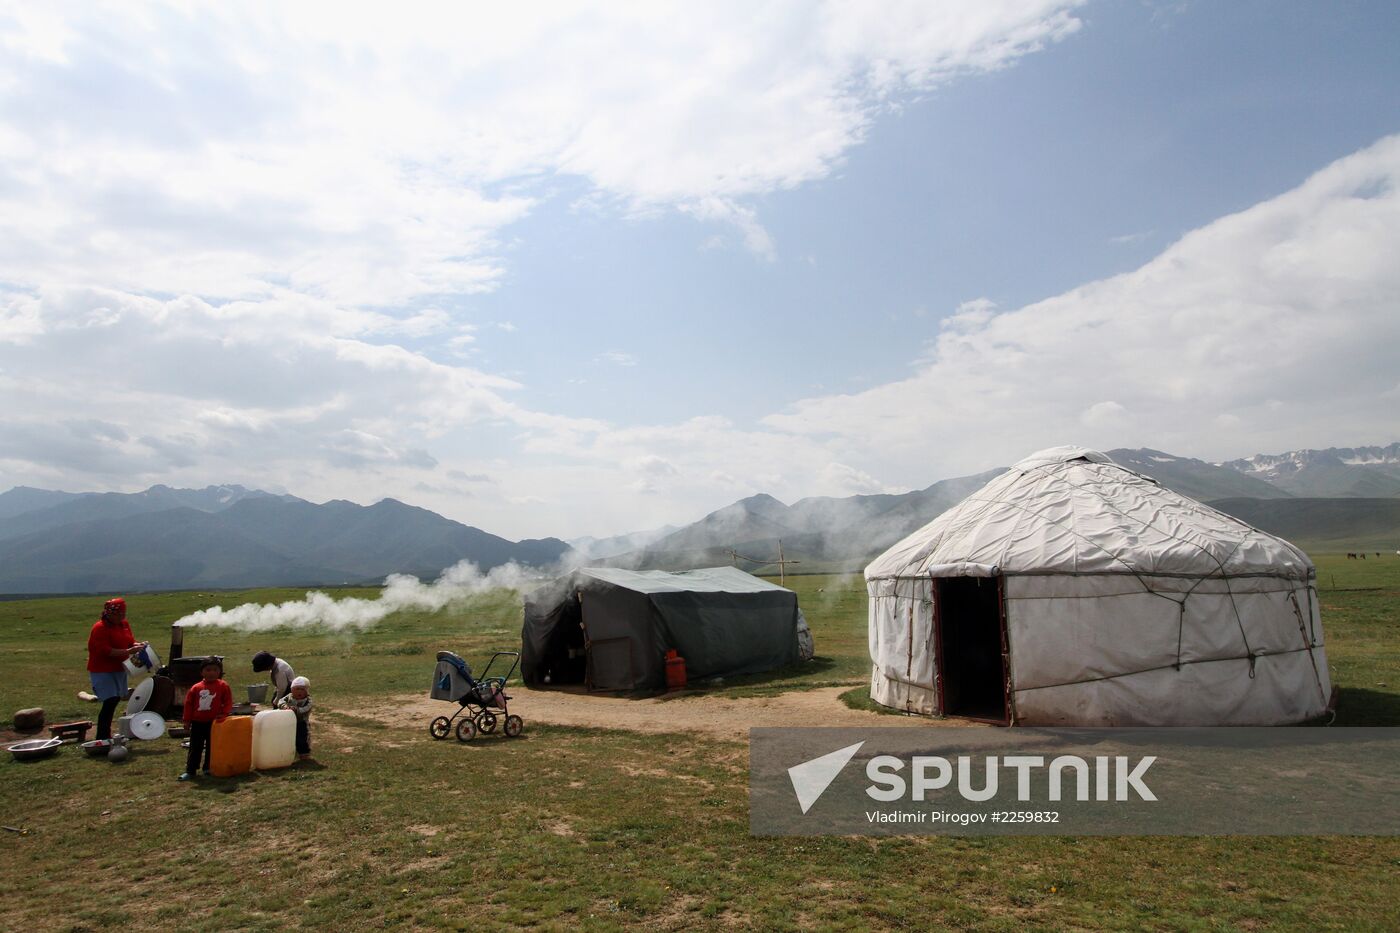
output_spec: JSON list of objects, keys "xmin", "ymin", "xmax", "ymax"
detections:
[{"xmin": 251, "ymin": 709, "xmax": 297, "ymax": 770}]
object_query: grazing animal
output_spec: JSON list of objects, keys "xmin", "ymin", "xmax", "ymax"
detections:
[{"xmin": 1347, "ymin": 553, "xmax": 1357, "ymax": 559}]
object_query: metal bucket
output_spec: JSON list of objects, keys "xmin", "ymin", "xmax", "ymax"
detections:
[{"xmin": 247, "ymin": 683, "xmax": 270, "ymax": 704}]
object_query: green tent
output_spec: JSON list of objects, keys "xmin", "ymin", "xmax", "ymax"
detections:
[{"xmin": 521, "ymin": 566, "xmax": 812, "ymax": 691}]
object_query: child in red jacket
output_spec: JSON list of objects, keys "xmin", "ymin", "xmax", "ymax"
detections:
[{"xmin": 180, "ymin": 659, "xmax": 233, "ymax": 781}]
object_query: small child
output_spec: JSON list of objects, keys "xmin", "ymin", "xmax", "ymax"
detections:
[
  {"xmin": 275, "ymin": 675, "xmax": 314, "ymax": 758},
  {"xmin": 180, "ymin": 659, "xmax": 233, "ymax": 780}
]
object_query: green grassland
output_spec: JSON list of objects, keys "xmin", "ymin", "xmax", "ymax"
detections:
[{"xmin": 0, "ymin": 555, "xmax": 1397, "ymax": 930}]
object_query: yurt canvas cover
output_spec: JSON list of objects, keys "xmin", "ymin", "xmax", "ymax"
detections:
[
  {"xmin": 865, "ymin": 446, "xmax": 1331, "ymax": 726},
  {"xmin": 522, "ymin": 567, "xmax": 806, "ymax": 691}
]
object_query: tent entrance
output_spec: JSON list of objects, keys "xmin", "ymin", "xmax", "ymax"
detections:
[
  {"xmin": 536, "ymin": 594, "xmax": 587, "ymax": 685},
  {"xmin": 933, "ymin": 576, "xmax": 1009, "ymax": 724}
]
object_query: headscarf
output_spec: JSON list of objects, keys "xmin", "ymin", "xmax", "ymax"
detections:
[
  {"xmin": 252, "ymin": 650, "xmax": 275, "ymax": 672},
  {"xmin": 101, "ymin": 597, "xmax": 127, "ymax": 624},
  {"xmin": 291, "ymin": 676, "xmax": 310, "ymax": 690}
]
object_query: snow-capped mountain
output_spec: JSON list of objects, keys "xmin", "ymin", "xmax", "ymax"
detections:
[{"xmin": 1218, "ymin": 444, "xmax": 1400, "ymax": 498}]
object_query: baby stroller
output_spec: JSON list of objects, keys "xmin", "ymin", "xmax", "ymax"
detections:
[{"xmin": 428, "ymin": 650, "xmax": 524, "ymax": 742}]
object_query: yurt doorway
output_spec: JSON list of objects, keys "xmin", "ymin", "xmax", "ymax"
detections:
[{"xmin": 934, "ymin": 576, "xmax": 1008, "ymax": 723}]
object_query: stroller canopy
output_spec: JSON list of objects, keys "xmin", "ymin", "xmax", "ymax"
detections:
[
  {"xmin": 522, "ymin": 566, "xmax": 806, "ymax": 691},
  {"xmin": 431, "ymin": 651, "xmax": 473, "ymax": 701}
]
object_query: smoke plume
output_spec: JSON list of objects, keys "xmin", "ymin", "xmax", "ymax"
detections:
[{"xmin": 174, "ymin": 560, "xmax": 541, "ymax": 632}]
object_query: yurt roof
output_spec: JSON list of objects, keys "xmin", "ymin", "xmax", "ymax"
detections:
[{"xmin": 865, "ymin": 446, "xmax": 1313, "ymax": 581}]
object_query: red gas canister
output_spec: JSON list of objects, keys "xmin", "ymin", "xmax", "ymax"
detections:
[{"xmin": 664, "ymin": 650, "xmax": 687, "ymax": 690}]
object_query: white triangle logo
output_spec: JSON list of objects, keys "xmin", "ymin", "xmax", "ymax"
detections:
[{"xmin": 787, "ymin": 741, "xmax": 865, "ymax": 814}]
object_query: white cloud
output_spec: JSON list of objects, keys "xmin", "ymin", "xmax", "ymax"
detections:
[
  {"xmin": 0, "ymin": 1, "xmax": 1084, "ymax": 305},
  {"xmin": 631, "ymin": 455, "xmax": 680, "ymax": 478},
  {"xmin": 3, "ymin": 134, "xmax": 1398, "ymax": 539},
  {"xmin": 819, "ymin": 462, "xmax": 903, "ymax": 495},
  {"xmin": 1080, "ymin": 400, "xmax": 1128, "ymax": 429},
  {"xmin": 490, "ymin": 136, "xmax": 1400, "ymax": 534},
  {"xmin": 0, "ymin": 2, "xmax": 1091, "ymax": 535},
  {"xmin": 595, "ymin": 351, "xmax": 639, "ymax": 367},
  {"xmin": 681, "ymin": 197, "xmax": 776, "ymax": 261},
  {"xmin": 763, "ymin": 135, "xmax": 1400, "ymax": 477},
  {"xmin": 0, "ymin": 285, "xmax": 528, "ymax": 491},
  {"xmin": 18, "ymin": 5, "xmax": 1391, "ymax": 541},
  {"xmin": 627, "ymin": 454, "xmax": 681, "ymax": 494}
]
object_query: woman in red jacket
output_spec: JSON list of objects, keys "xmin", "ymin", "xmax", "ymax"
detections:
[{"xmin": 86, "ymin": 598, "xmax": 148, "ymax": 740}]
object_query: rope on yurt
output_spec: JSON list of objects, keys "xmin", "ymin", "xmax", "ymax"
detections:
[
  {"xmin": 1288, "ymin": 586, "xmax": 1329, "ymax": 705},
  {"xmin": 1174, "ymin": 600, "xmax": 1186, "ymax": 671},
  {"xmin": 904, "ymin": 576, "xmax": 915, "ymax": 684},
  {"xmin": 1218, "ymin": 567, "xmax": 1256, "ymax": 678},
  {"xmin": 1025, "ymin": 462, "xmax": 1262, "ymax": 674},
  {"xmin": 1016, "ymin": 644, "xmax": 1322, "ymax": 694}
]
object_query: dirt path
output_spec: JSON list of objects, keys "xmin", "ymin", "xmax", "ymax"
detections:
[{"xmin": 350, "ymin": 685, "xmax": 985, "ymax": 742}]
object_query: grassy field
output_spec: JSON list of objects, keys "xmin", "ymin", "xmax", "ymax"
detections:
[{"xmin": 0, "ymin": 555, "xmax": 1397, "ymax": 930}]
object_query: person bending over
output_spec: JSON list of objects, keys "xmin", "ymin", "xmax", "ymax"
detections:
[{"xmin": 251, "ymin": 651, "xmax": 296, "ymax": 704}]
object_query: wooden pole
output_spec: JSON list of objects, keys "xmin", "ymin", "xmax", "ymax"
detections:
[{"xmin": 728, "ymin": 543, "xmax": 799, "ymax": 585}]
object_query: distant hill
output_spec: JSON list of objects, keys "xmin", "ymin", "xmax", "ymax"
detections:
[
  {"xmin": 567, "ymin": 524, "xmax": 681, "ymax": 560},
  {"xmin": 602, "ymin": 446, "xmax": 1399, "ymax": 571},
  {"xmin": 0, "ymin": 484, "xmax": 286, "ymax": 542},
  {"xmin": 0, "ymin": 485, "xmax": 569, "ymax": 594},
  {"xmin": 0, "ymin": 507, "xmax": 343, "ymax": 594},
  {"xmin": 600, "ymin": 469, "xmax": 1005, "ymax": 572},
  {"xmin": 0, "ymin": 486, "xmax": 85, "ymax": 521},
  {"xmin": 7, "ymin": 441, "xmax": 1395, "ymax": 591},
  {"xmin": 1208, "ymin": 498, "xmax": 1400, "ymax": 552},
  {"xmin": 1218, "ymin": 444, "xmax": 1400, "ymax": 498},
  {"xmin": 1107, "ymin": 449, "xmax": 1291, "ymax": 501}
]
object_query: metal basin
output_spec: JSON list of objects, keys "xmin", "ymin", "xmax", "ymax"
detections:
[
  {"xmin": 7, "ymin": 738, "xmax": 62, "ymax": 762},
  {"xmin": 81, "ymin": 739, "xmax": 115, "ymax": 757}
]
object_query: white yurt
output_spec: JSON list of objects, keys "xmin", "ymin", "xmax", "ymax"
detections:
[{"xmin": 865, "ymin": 446, "xmax": 1331, "ymax": 725}]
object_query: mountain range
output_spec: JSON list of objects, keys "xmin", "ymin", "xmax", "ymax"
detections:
[
  {"xmin": 1, "ymin": 443, "xmax": 1396, "ymax": 593},
  {"xmin": 595, "ymin": 445, "xmax": 1400, "ymax": 572},
  {"xmin": 1219, "ymin": 443, "xmax": 1400, "ymax": 497},
  {"xmin": 0, "ymin": 485, "xmax": 568, "ymax": 594}
]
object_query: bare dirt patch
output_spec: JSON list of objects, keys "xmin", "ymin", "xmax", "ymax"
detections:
[
  {"xmin": 349, "ymin": 685, "xmax": 984, "ymax": 742},
  {"xmin": 396, "ymin": 855, "xmax": 450, "ymax": 875},
  {"xmin": 546, "ymin": 818, "xmax": 577, "ymax": 837}
]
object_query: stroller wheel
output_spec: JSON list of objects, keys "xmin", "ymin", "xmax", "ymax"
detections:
[
  {"xmin": 455, "ymin": 718, "xmax": 478, "ymax": 743},
  {"xmin": 504, "ymin": 714, "xmax": 524, "ymax": 738},
  {"xmin": 429, "ymin": 716, "xmax": 451, "ymax": 740},
  {"xmin": 478, "ymin": 711, "xmax": 497, "ymax": 733}
]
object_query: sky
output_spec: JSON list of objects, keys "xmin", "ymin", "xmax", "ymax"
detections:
[{"xmin": 1, "ymin": 0, "xmax": 1398, "ymax": 541}]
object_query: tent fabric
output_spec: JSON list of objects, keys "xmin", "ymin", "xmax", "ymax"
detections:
[
  {"xmin": 865, "ymin": 446, "xmax": 1330, "ymax": 726},
  {"xmin": 795, "ymin": 610, "xmax": 815, "ymax": 662},
  {"xmin": 522, "ymin": 566, "xmax": 805, "ymax": 691}
]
